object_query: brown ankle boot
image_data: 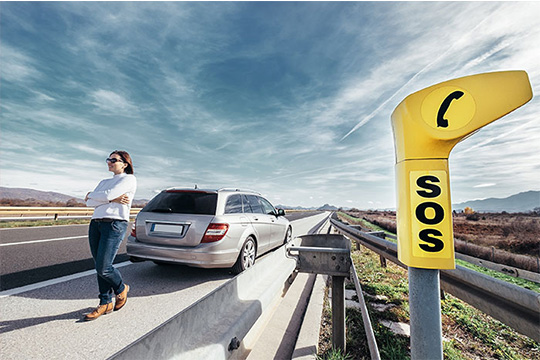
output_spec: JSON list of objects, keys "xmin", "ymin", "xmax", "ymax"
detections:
[
  {"xmin": 84, "ymin": 303, "xmax": 113, "ymax": 321},
  {"xmin": 114, "ymin": 284, "xmax": 130, "ymax": 311}
]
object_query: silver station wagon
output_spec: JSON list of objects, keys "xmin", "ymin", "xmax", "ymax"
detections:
[{"xmin": 127, "ymin": 188, "xmax": 292, "ymax": 273}]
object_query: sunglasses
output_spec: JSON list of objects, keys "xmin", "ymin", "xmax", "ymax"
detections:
[{"xmin": 106, "ymin": 158, "xmax": 124, "ymax": 164}]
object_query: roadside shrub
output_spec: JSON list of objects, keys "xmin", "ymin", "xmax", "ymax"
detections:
[
  {"xmin": 362, "ymin": 216, "xmax": 397, "ymax": 234},
  {"xmin": 455, "ymin": 239, "xmax": 539, "ymax": 273},
  {"xmin": 466, "ymin": 213, "xmax": 480, "ymax": 221}
]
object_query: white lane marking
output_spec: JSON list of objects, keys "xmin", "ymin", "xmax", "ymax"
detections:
[
  {"xmin": 0, "ymin": 261, "xmax": 133, "ymax": 298},
  {"xmin": 0, "ymin": 235, "xmax": 87, "ymax": 247}
]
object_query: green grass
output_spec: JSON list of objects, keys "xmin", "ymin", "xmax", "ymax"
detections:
[
  {"xmin": 338, "ymin": 212, "xmax": 396, "ymax": 239},
  {"xmin": 443, "ymin": 339, "xmax": 465, "ymax": 360},
  {"xmin": 456, "ymin": 258, "xmax": 540, "ymax": 293},
  {"xmin": 349, "ymin": 245, "xmax": 537, "ymax": 359},
  {"xmin": 441, "ymin": 296, "xmax": 538, "ymax": 359},
  {"xmin": 316, "ymin": 347, "xmax": 353, "ymax": 360}
]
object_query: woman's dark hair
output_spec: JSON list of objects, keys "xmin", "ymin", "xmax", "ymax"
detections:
[{"xmin": 110, "ymin": 150, "xmax": 134, "ymax": 174}]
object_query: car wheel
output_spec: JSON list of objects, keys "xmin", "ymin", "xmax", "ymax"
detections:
[
  {"xmin": 284, "ymin": 226, "xmax": 292, "ymax": 244},
  {"xmin": 232, "ymin": 237, "xmax": 257, "ymax": 274}
]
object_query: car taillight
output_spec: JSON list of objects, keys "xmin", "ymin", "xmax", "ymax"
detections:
[
  {"xmin": 202, "ymin": 223, "xmax": 229, "ymax": 243},
  {"xmin": 130, "ymin": 223, "xmax": 136, "ymax": 237}
]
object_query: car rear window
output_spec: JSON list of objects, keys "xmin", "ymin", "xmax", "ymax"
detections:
[{"xmin": 142, "ymin": 191, "xmax": 218, "ymax": 215}]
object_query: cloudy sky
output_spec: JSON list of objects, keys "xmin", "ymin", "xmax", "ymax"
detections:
[{"xmin": 1, "ymin": 2, "xmax": 539, "ymax": 209}]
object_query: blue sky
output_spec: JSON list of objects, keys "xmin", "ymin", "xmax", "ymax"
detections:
[{"xmin": 1, "ymin": 2, "xmax": 539, "ymax": 209}]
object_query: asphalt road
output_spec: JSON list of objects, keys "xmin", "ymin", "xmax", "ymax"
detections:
[
  {"xmin": 0, "ymin": 211, "xmax": 323, "ymax": 291},
  {"xmin": 0, "ymin": 224, "xmax": 128, "ymax": 291},
  {"xmin": 0, "ymin": 212, "xmax": 330, "ymax": 360}
]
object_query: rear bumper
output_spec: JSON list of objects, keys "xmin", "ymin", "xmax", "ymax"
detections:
[{"xmin": 126, "ymin": 236, "xmax": 239, "ymax": 268}]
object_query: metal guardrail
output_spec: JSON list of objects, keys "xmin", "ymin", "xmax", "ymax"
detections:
[
  {"xmin": 0, "ymin": 207, "xmax": 141, "ymax": 221},
  {"xmin": 349, "ymin": 219, "xmax": 540, "ymax": 283},
  {"xmin": 111, "ymin": 213, "xmax": 331, "ymax": 360},
  {"xmin": 347, "ymin": 225, "xmax": 540, "ymax": 283},
  {"xmin": 330, "ymin": 216, "xmax": 540, "ymax": 342},
  {"xmin": 350, "ymin": 261, "xmax": 381, "ymax": 360}
]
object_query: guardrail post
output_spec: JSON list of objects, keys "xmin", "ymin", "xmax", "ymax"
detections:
[
  {"xmin": 287, "ymin": 234, "xmax": 351, "ymax": 353},
  {"xmin": 332, "ymin": 275, "xmax": 346, "ymax": 352},
  {"xmin": 409, "ymin": 267, "xmax": 443, "ymax": 360}
]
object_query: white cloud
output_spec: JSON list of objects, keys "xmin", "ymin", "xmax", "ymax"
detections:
[
  {"xmin": 69, "ymin": 144, "xmax": 107, "ymax": 157},
  {"xmin": 0, "ymin": 45, "xmax": 41, "ymax": 83},
  {"xmin": 474, "ymin": 183, "xmax": 496, "ymax": 188},
  {"xmin": 90, "ymin": 89, "xmax": 138, "ymax": 114}
]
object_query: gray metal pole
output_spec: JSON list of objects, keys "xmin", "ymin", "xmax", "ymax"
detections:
[
  {"xmin": 332, "ymin": 275, "xmax": 346, "ymax": 352},
  {"xmin": 408, "ymin": 267, "xmax": 443, "ymax": 360}
]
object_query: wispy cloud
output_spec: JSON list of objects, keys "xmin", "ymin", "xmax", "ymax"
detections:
[
  {"xmin": 1, "ymin": 2, "xmax": 539, "ymax": 209},
  {"xmin": 474, "ymin": 183, "xmax": 496, "ymax": 188},
  {"xmin": 0, "ymin": 45, "xmax": 40, "ymax": 83},
  {"xmin": 340, "ymin": 4, "xmax": 503, "ymax": 141},
  {"xmin": 90, "ymin": 89, "xmax": 138, "ymax": 115}
]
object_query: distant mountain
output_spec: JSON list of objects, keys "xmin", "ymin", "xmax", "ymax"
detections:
[
  {"xmin": 276, "ymin": 205, "xmax": 317, "ymax": 211},
  {"xmin": 318, "ymin": 203, "xmax": 339, "ymax": 211},
  {"xmin": 4, "ymin": 186, "xmax": 536, "ymax": 213},
  {"xmin": 276, "ymin": 203, "xmax": 341, "ymax": 211},
  {"xmin": 0, "ymin": 187, "xmax": 149, "ymax": 207},
  {"xmin": 453, "ymin": 190, "xmax": 540, "ymax": 213},
  {"xmin": 0, "ymin": 187, "xmax": 83, "ymax": 203}
]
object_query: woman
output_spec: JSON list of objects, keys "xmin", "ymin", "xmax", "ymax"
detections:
[{"xmin": 84, "ymin": 150, "xmax": 137, "ymax": 321}]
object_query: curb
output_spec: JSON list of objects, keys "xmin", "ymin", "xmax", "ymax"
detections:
[{"xmin": 292, "ymin": 274, "xmax": 327, "ymax": 359}]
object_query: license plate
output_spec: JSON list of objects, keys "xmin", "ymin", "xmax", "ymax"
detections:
[{"xmin": 152, "ymin": 223, "xmax": 184, "ymax": 234}]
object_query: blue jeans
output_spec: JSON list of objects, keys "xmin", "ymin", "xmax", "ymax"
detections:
[{"xmin": 88, "ymin": 219, "xmax": 128, "ymax": 305}]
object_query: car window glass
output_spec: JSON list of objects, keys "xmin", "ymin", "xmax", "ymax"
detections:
[
  {"xmin": 259, "ymin": 197, "xmax": 276, "ymax": 215},
  {"xmin": 242, "ymin": 195, "xmax": 253, "ymax": 213},
  {"xmin": 244, "ymin": 195, "xmax": 263, "ymax": 214},
  {"xmin": 225, "ymin": 195, "xmax": 243, "ymax": 214},
  {"xmin": 142, "ymin": 191, "xmax": 217, "ymax": 215}
]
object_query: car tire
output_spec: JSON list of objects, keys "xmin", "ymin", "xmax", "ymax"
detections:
[
  {"xmin": 284, "ymin": 226, "xmax": 292, "ymax": 244},
  {"xmin": 232, "ymin": 236, "xmax": 257, "ymax": 274}
]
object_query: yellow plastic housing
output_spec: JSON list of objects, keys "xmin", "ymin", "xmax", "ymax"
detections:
[
  {"xmin": 392, "ymin": 71, "xmax": 532, "ymax": 162},
  {"xmin": 391, "ymin": 71, "xmax": 532, "ymax": 269}
]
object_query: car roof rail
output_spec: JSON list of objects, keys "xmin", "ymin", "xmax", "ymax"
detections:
[
  {"xmin": 218, "ymin": 187, "xmax": 260, "ymax": 194},
  {"xmin": 164, "ymin": 186, "xmax": 218, "ymax": 193}
]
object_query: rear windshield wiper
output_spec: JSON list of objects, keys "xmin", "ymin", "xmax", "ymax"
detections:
[{"xmin": 149, "ymin": 208, "xmax": 173, "ymax": 213}]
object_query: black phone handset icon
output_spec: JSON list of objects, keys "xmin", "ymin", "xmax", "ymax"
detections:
[{"xmin": 437, "ymin": 91, "xmax": 464, "ymax": 128}]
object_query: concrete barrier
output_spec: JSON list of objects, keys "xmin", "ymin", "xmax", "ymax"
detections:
[{"xmin": 109, "ymin": 245, "xmax": 297, "ymax": 360}]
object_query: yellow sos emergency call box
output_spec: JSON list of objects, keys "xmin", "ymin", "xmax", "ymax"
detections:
[{"xmin": 391, "ymin": 71, "xmax": 532, "ymax": 269}]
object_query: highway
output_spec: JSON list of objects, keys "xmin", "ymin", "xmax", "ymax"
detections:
[
  {"xmin": 0, "ymin": 211, "xmax": 329, "ymax": 360},
  {"xmin": 0, "ymin": 224, "xmax": 115, "ymax": 290},
  {"xmin": 0, "ymin": 211, "xmax": 319, "ymax": 291}
]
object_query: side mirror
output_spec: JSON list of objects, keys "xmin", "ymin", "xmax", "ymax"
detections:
[{"xmin": 277, "ymin": 209, "xmax": 286, "ymax": 216}]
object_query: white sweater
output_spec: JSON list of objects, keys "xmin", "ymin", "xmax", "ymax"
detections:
[{"xmin": 86, "ymin": 173, "xmax": 137, "ymax": 221}]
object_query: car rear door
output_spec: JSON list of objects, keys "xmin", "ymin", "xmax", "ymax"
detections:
[
  {"xmin": 243, "ymin": 194, "xmax": 273, "ymax": 253},
  {"xmin": 223, "ymin": 194, "xmax": 251, "ymax": 242}
]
